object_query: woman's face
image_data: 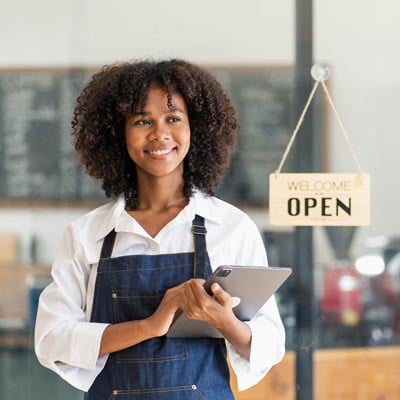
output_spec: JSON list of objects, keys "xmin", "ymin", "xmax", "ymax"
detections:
[{"xmin": 125, "ymin": 87, "xmax": 191, "ymax": 182}]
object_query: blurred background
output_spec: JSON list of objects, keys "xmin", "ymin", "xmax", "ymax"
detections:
[{"xmin": 0, "ymin": 0, "xmax": 399, "ymax": 399}]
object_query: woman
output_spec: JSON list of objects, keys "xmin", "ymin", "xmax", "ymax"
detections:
[{"xmin": 35, "ymin": 59, "xmax": 285, "ymax": 399}]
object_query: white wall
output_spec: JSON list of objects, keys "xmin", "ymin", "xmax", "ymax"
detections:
[
  {"xmin": 0, "ymin": 0, "xmax": 293, "ymax": 66},
  {"xmin": 314, "ymin": 0, "xmax": 400, "ymax": 257},
  {"xmin": 0, "ymin": 0, "xmax": 399, "ymax": 265}
]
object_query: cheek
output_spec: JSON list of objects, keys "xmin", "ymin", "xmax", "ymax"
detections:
[
  {"xmin": 181, "ymin": 136, "xmax": 191, "ymax": 155},
  {"xmin": 181, "ymin": 127, "xmax": 191, "ymax": 146},
  {"xmin": 125, "ymin": 130, "xmax": 141, "ymax": 148}
]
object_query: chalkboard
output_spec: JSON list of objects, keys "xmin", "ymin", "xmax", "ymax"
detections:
[
  {"xmin": 214, "ymin": 68, "xmax": 295, "ymax": 205},
  {"xmin": 0, "ymin": 67, "xmax": 297, "ymax": 205},
  {"xmin": 0, "ymin": 69, "xmax": 104, "ymax": 203}
]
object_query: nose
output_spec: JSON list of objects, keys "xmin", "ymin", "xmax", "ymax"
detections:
[{"xmin": 149, "ymin": 122, "xmax": 170, "ymax": 141}]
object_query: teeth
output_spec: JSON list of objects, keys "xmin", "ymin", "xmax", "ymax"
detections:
[{"xmin": 148, "ymin": 149, "xmax": 173, "ymax": 155}]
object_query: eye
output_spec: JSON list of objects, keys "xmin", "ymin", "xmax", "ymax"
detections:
[
  {"xmin": 135, "ymin": 119, "xmax": 151, "ymax": 126},
  {"xmin": 168, "ymin": 116, "xmax": 181, "ymax": 123}
]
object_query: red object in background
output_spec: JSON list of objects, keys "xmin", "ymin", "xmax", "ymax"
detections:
[{"xmin": 321, "ymin": 268, "xmax": 363, "ymax": 326}]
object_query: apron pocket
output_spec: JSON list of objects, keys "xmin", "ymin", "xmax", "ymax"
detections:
[
  {"xmin": 109, "ymin": 385, "xmax": 206, "ymax": 399},
  {"xmin": 112, "ymin": 289, "xmax": 188, "ymax": 363},
  {"xmin": 112, "ymin": 289, "xmax": 162, "ymax": 322},
  {"xmin": 115, "ymin": 336, "xmax": 187, "ymax": 363}
]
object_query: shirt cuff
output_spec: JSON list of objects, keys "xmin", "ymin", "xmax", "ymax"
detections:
[
  {"xmin": 227, "ymin": 312, "xmax": 285, "ymax": 391},
  {"xmin": 68, "ymin": 322, "xmax": 109, "ymax": 370},
  {"xmin": 46, "ymin": 322, "xmax": 110, "ymax": 392},
  {"xmin": 52, "ymin": 354, "xmax": 109, "ymax": 392},
  {"xmin": 227, "ymin": 341, "xmax": 270, "ymax": 391},
  {"xmin": 246, "ymin": 316, "xmax": 285, "ymax": 372}
]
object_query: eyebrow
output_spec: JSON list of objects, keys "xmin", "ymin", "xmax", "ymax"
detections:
[{"xmin": 131, "ymin": 107, "xmax": 186, "ymax": 117}]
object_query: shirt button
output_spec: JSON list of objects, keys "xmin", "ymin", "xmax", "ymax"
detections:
[{"xmin": 191, "ymin": 385, "xmax": 197, "ymax": 390}]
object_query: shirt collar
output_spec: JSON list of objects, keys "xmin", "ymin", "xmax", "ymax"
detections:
[
  {"xmin": 94, "ymin": 195, "xmax": 126, "ymax": 242},
  {"xmin": 93, "ymin": 191, "xmax": 222, "ymax": 242},
  {"xmin": 188, "ymin": 190, "xmax": 223, "ymax": 225}
]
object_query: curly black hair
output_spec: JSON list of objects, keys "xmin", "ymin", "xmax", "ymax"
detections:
[{"xmin": 72, "ymin": 59, "xmax": 239, "ymax": 209}]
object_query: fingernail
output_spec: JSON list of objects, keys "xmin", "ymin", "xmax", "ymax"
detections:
[{"xmin": 212, "ymin": 283, "xmax": 220, "ymax": 291}]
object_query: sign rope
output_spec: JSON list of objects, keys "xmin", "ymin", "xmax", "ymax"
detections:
[{"xmin": 275, "ymin": 73, "xmax": 364, "ymax": 176}]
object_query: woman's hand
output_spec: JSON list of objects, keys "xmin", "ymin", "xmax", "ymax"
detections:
[
  {"xmin": 178, "ymin": 279, "xmax": 252, "ymax": 359},
  {"xmin": 178, "ymin": 279, "xmax": 236, "ymax": 329},
  {"xmin": 146, "ymin": 283, "xmax": 185, "ymax": 337},
  {"xmin": 147, "ymin": 279, "xmax": 231, "ymax": 337},
  {"xmin": 143, "ymin": 279, "xmax": 235, "ymax": 338}
]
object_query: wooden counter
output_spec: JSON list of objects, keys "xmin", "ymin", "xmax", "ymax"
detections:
[
  {"xmin": 230, "ymin": 346, "xmax": 400, "ymax": 400},
  {"xmin": 0, "ymin": 264, "xmax": 50, "ymax": 321},
  {"xmin": 0, "ymin": 328, "xmax": 33, "ymax": 348}
]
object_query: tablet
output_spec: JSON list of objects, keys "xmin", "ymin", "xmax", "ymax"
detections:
[{"xmin": 166, "ymin": 265, "xmax": 292, "ymax": 338}]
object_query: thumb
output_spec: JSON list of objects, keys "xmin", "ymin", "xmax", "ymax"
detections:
[{"xmin": 211, "ymin": 283, "xmax": 231, "ymax": 306}]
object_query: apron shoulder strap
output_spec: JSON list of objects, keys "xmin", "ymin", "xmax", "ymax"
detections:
[
  {"xmin": 192, "ymin": 214, "xmax": 207, "ymax": 235},
  {"xmin": 99, "ymin": 229, "xmax": 117, "ymax": 259},
  {"xmin": 191, "ymin": 215, "xmax": 208, "ymax": 279}
]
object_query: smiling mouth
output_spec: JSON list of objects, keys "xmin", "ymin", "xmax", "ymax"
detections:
[{"xmin": 146, "ymin": 148, "xmax": 176, "ymax": 156}]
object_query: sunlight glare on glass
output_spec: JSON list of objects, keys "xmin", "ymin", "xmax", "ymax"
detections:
[
  {"xmin": 338, "ymin": 275, "xmax": 359, "ymax": 291},
  {"xmin": 355, "ymin": 255, "xmax": 385, "ymax": 276}
]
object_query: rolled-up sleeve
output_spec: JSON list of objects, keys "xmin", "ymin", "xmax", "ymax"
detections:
[
  {"xmin": 227, "ymin": 296, "xmax": 285, "ymax": 390},
  {"xmin": 34, "ymin": 224, "xmax": 109, "ymax": 392},
  {"xmin": 224, "ymin": 215, "xmax": 286, "ymax": 391}
]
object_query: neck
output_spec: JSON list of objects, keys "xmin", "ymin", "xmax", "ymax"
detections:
[{"xmin": 135, "ymin": 175, "xmax": 188, "ymax": 212}]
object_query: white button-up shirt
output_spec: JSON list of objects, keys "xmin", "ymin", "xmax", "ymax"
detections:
[{"xmin": 35, "ymin": 191, "xmax": 285, "ymax": 392}]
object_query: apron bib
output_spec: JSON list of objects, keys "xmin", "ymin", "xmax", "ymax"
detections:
[{"xmin": 85, "ymin": 215, "xmax": 234, "ymax": 400}]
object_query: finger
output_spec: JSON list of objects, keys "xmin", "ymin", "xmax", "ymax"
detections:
[
  {"xmin": 179, "ymin": 280, "xmax": 210, "ymax": 318},
  {"xmin": 211, "ymin": 283, "xmax": 232, "ymax": 307},
  {"xmin": 184, "ymin": 280, "xmax": 205, "ymax": 309},
  {"xmin": 189, "ymin": 279, "xmax": 207, "ymax": 297},
  {"xmin": 165, "ymin": 280, "xmax": 194, "ymax": 304}
]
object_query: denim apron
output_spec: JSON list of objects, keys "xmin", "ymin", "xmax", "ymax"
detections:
[{"xmin": 85, "ymin": 215, "xmax": 234, "ymax": 400}]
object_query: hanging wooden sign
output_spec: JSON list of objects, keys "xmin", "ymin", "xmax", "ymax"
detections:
[
  {"xmin": 269, "ymin": 172, "xmax": 370, "ymax": 226},
  {"xmin": 268, "ymin": 64, "xmax": 371, "ymax": 227}
]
